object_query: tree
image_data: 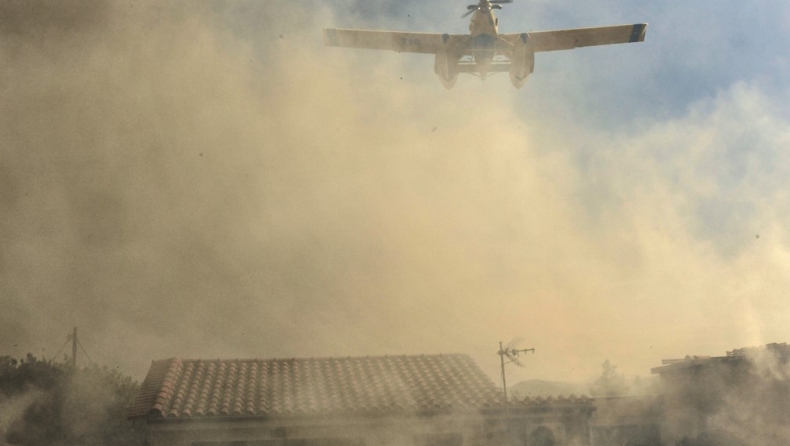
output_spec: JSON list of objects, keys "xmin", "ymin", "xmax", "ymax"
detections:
[
  {"xmin": 0, "ymin": 354, "xmax": 146, "ymax": 446},
  {"xmin": 589, "ymin": 359, "xmax": 630, "ymax": 397}
]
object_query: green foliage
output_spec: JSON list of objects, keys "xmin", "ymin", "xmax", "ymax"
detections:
[
  {"xmin": 590, "ymin": 359, "xmax": 630, "ymax": 397},
  {"xmin": 0, "ymin": 354, "xmax": 147, "ymax": 446}
]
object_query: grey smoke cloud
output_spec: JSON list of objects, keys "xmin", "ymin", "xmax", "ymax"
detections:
[
  {"xmin": 0, "ymin": 390, "xmax": 43, "ymax": 442},
  {"xmin": 659, "ymin": 346, "xmax": 790, "ymax": 445},
  {"xmin": 1, "ymin": 0, "xmax": 790, "ymax": 387}
]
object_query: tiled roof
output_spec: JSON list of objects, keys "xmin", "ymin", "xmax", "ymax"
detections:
[{"xmin": 130, "ymin": 354, "xmax": 503, "ymax": 420}]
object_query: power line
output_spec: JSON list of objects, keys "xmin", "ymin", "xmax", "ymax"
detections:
[
  {"xmin": 76, "ymin": 337, "xmax": 94, "ymax": 366},
  {"xmin": 51, "ymin": 338, "xmax": 71, "ymax": 362}
]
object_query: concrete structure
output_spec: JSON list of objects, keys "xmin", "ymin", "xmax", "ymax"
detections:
[
  {"xmin": 130, "ymin": 355, "xmax": 595, "ymax": 446},
  {"xmin": 651, "ymin": 343, "xmax": 790, "ymax": 445},
  {"xmin": 588, "ymin": 396, "xmax": 662, "ymax": 446}
]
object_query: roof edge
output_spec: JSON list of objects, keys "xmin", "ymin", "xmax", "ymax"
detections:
[{"xmin": 129, "ymin": 358, "xmax": 179, "ymax": 420}]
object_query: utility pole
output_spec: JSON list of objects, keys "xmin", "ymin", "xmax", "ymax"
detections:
[{"xmin": 71, "ymin": 327, "xmax": 77, "ymax": 369}]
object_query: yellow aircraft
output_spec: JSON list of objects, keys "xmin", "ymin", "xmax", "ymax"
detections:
[{"xmin": 323, "ymin": 0, "xmax": 647, "ymax": 89}]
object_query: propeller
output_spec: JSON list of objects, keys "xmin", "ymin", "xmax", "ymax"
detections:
[{"xmin": 462, "ymin": 0, "xmax": 513, "ymax": 18}]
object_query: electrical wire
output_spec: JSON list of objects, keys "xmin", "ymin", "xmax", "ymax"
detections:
[
  {"xmin": 51, "ymin": 338, "xmax": 71, "ymax": 362},
  {"xmin": 76, "ymin": 338, "xmax": 94, "ymax": 365}
]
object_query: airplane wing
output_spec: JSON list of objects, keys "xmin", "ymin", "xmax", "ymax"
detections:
[
  {"xmin": 501, "ymin": 23, "xmax": 647, "ymax": 52},
  {"xmin": 323, "ymin": 29, "xmax": 469, "ymax": 55}
]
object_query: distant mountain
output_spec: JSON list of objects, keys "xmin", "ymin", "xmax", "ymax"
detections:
[{"xmin": 509, "ymin": 379, "xmax": 590, "ymax": 398}]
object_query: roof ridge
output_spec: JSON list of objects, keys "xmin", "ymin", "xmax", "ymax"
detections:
[{"xmin": 159, "ymin": 353, "xmax": 471, "ymax": 363}]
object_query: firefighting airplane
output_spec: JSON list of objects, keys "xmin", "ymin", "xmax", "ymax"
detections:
[{"xmin": 322, "ymin": 0, "xmax": 647, "ymax": 89}]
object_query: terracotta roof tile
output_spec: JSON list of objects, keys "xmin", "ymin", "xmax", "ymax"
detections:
[{"xmin": 130, "ymin": 354, "xmax": 501, "ymax": 420}]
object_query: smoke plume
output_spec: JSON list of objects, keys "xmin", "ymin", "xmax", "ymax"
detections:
[{"xmin": 1, "ymin": 0, "xmax": 790, "ymax": 388}]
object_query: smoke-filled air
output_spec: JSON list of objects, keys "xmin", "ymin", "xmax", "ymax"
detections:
[{"xmin": 2, "ymin": 0, "xmax": 790, "ymax": 398}]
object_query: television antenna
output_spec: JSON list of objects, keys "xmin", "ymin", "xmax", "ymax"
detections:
[{"xmin": 497, "ymin": 337, "xmax": 534, "ymax": 417}]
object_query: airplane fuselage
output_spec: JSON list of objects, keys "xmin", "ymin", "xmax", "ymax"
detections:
[{"xmin": 468, "ymin": 1, "xmax": 500, "ymax": 78}]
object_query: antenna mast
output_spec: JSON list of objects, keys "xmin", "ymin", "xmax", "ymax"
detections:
[{"xmin": 497, "ymin": 338, "xmax": 535, "ymax": 418}]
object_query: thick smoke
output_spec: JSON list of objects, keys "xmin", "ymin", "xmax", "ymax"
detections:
[
  {"xmin": 1, "ymin": 0, "xmax": 790, "ymax": 388},
  {"xmin": 0, "ymin": 391, "xmax": 42, "ymax": 445},
  {"xmin": 707, "ymin": 347, "xmax": 790, "ymax": 445},
  {"xmin": 0, "ymin": 0, "xmax": 578, "ymax": 378},
  {"xmin": 659, "ymin": 346, "xmax": 790, "ymax": 445}
]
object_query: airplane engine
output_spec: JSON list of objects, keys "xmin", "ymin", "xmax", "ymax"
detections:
[
  {"xmin": 434, "ymin": 50, "xmax": 459, "ymax": 89},
  {"xmin": 509, "ymin": 33, "xmax": 534, "ymax": 89}
]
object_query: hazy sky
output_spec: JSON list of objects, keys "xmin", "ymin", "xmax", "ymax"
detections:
[{"xmin": 2, "ymin": 0, "xmax": 790, "ymax": 385}]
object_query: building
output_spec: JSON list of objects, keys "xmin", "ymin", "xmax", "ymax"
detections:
[
  {"xmin": 588, "ymin": 395, "xmax": 662, "ymax": 446},
  {"xmin": 651, "ymin": 343, "xmax": 790, "ymax": 445},
  {"xmin": 130, "ymin": 354, "xmax": 595, "ymax": 446}
]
